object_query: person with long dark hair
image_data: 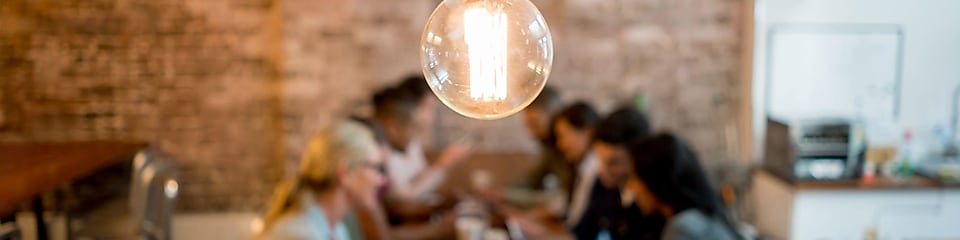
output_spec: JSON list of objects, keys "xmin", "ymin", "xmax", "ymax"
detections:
[
  {"xmin": 626, "ymin": 134, "xmax": 742, "ymax": 240},
  {"xmin": 548, "ymin": 102, "xmax": 601, "ymax": 226},
  {"xmin": 500, "ymin": 101, "xmax": 602, "ymax": 235}
]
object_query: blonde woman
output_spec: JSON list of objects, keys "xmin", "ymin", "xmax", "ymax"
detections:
[{"xmin": 260, "ymin": 121, "xmax": 385, "ymax": 240}]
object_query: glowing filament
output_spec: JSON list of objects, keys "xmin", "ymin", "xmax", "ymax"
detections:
[{"xmin": 464, "ymin": 6, "xmax": 508, "ymax": 101}]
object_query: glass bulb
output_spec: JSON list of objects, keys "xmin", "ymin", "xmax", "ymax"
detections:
[{"xmin": 421, "ymin": 0, "xmax": 554, "ymax": 120}]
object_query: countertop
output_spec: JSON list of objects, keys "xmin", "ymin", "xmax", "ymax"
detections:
[
  {"xmin": 0, "ymin": 141, "xmax": 146, "ymax": 215},
  {"xmin": 760, "ymin": 167, "xmax": 960, "ymax": 190}
]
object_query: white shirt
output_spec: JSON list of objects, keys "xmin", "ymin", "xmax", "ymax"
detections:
[
  {"xmin": 565, "ymin": 153, "xmax": 598, "ymax": 227},
  {"xmin": 385, "ymin": 140, "xmax": 445, "ymax": 201},
  {"xmin": 260, "ymin": 193, "xmax": 350, "ymax": 240}
]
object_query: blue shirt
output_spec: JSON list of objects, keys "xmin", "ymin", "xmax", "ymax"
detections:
[{"xmin": 261, "ymin": 193, "xmax": 350, "ymax": 240}]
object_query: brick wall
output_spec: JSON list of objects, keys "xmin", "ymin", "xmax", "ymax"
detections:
[
  {"xmin": 279, "ymin": 0, "xmax": 437, "ymax": 171},
  {"xmin": 0, "ymin": 0, "xmax": 285, "ymax": 211},
  {"xmin": 1, "ymin": 0, "xmax": 746, "ymax": 211}
]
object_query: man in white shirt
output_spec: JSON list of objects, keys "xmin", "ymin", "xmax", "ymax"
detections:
[
  {"xmin": 385, "ymin": 139, "xmax": 460, "ymax": 201},
  {"xmin": 372, "ymin": 79, "xmax": 471, "ymax": 222}
]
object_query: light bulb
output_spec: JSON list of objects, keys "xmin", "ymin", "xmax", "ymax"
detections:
[{"xmin": 421, "ymin": 0, "xmax": 553, "ymax": 120}]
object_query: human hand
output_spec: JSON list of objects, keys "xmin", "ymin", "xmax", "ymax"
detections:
[
  {"xmin": 341, "ymin": 168, "xmax": 384, "ymax": 211},
  {"xmin": 509, "ymin": 214, "xmax": 549, "ymax": 239},
  {"xmin": 436, "ymin": 142, "xmax": 472, "ymax": 168},
  {"xmin": 477, "ymin": 188, "xmax": 504, "ymax": 204}
]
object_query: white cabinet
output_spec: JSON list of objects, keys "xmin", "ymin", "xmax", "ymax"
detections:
[
  {"xmin": 754, "ymin": 172, "xmax": 960, "ymax": 240},
  {"xmin": 793, "ymin": 190, "xmax": 939, "ymax": 239},
  {"xmin": 877, "ymin": 215, "xmax": 960, "ymax": 239},
  {"xmin": 943, "ymin": 190, "xmax": 960, "ymax": 215}
]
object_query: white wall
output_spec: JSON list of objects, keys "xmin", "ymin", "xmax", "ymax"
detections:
[{"xmin": 752, "ymin": 0, "xmax": 960, "ymax": 159}]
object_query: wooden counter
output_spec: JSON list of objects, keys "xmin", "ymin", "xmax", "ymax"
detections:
[
  {"xmin": 0, "ymin": 141, "xmax": 146, "ymax": 216},
  {"xmin": 761, "ymin": 167, "xmax": 959, "ymax": 190},
  {"xmin": 761, "ymin": 167, "xmax": 960, "ymax": 190}
]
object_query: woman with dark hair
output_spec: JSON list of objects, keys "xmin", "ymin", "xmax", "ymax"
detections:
[
  {"xmin": 627, "ymin": 134, "xmax": 741, "ymax": 240},
  {"xmin": 548, "ymin": 102, "xmax": 603, "ymax": 227},
  {"xmin": 552, "ymin": 102, "xmax": 600, "ymax": 166},
  {"xmin": 505, "ymin": 101, "xmax": 605, "ymax": 239}
]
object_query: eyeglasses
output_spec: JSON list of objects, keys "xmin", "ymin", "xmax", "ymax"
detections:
[{"xmin": 357, "ymin": 160, "xmax": 386, "ymax": 174}]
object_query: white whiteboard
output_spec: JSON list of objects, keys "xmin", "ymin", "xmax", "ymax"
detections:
[{"xmin": 766, "ymin": 25, "xmax": 902, "ymax": 122}]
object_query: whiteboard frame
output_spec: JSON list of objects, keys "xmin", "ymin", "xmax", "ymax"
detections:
[{"xmin": 763, "ymin": 24, "xmax": 905, "ymax": 121}]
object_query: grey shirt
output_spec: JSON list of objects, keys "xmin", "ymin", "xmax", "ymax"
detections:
[{"xmin": 663, "ymin": 210, "xmax": 738, "ymax": 240}]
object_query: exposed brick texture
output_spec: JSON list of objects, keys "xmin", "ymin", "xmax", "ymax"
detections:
[
  {"xmin": 0, "ymin": 0, "xmax": 285, "ymax": 211},
  {"xmin": 1, "ymin": 0, "xmax": 745, "ymax": 211}
]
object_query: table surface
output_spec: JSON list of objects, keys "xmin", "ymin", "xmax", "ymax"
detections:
[
  {"xmin": 0, "ymin": 141, "xmax": 145, "ymax": 216},
  {"xmin": 761, "ymin": 167, "xmax": 960, "ymax": 190}
]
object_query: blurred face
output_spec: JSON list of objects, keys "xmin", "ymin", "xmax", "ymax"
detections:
[
  {"xmin": 384, "ymin": 118, "xmax": 414, "ymax": 151},
  {"xmin": 594, "ymin": 141, "xmax": 632, "ymax": 188},
  {"xmin": 554, "ymin": 119, "xmax": 592, "ymax": 163},
  {"xmin": 375, "ymin": 142, "xmax": 391, "ymax": 167},
  {"xmin": 340, "ymin": 144, "xmax": 387, "ymax": 208},
  {"xmin": 523, "ymin": 108, "xmax": 550, "ymax": 141},
  {"xmin": 414, "ymin": 96, "xmax": 437, "ymax": 132}
]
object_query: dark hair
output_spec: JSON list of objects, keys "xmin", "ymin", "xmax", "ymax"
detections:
[
  {"xmin": 397, "ymin": 74, "xmax": 430, "ymax": 100},
  {"xmin": 630, "ymin": 134, "xmax": 741, "ymax": 239},
  {"xmin": 594, "ymin": 106, "xmax": 651, "ymax": 146},
  {"xmin": 551, "ymin": 101, "xmax": 599, "ymax": 130},
  {"xmin": 349, "ymin": 116, "xmax": 388, "ymax": 145},
  {"xmin": 372, "ymin": 86, "xmax": 418, "ymax": 123},
  {"xmin": 529, "ymin": 86, "xmax": 562, "ymax": 112}
]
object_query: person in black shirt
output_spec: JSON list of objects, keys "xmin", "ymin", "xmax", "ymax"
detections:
[{"xmin": 571, "ymin": 106, "xmax": 665, "ymax": 240}]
